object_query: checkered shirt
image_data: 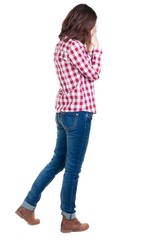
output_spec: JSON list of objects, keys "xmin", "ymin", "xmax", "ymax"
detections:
[{"xmin": 54, "ymin": 39, "xmax": 102, "ymax": 113}]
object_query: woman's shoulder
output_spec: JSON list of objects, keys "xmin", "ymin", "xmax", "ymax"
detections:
[
  {"xmin": 68, "ymin": 39, "xmax": 84, "ymax": 48},
  {"xmin": 56, "ymin": 38, "xmax": 83, "ymax": 48},
  {"xmin": 54, "ymin": 39, "xmax": 86, "ymax": 55}
]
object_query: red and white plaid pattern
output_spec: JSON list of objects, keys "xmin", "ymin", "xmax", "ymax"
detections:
[{"xmin": 54, "ymin": 39, "xmax": 102, "ymax": 113}]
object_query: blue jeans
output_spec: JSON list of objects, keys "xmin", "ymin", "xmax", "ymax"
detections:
[{"xmin": 22, "ymin": 111, "xmax": 93, "ymax": 219}]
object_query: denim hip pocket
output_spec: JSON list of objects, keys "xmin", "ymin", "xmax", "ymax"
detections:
[{"xmin": 59, "ymin": 112, "xmax": 79, "ymax": 131}]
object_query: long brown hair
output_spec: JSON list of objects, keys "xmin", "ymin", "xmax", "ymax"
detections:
[{"xmin": 58, "ymin": 4, "xmax": 97, "ymax": 44}]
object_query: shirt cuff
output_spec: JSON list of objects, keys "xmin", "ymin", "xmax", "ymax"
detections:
[{"xmin": 89, "ymin": 48, "xmax": 102, "ymax": 57}]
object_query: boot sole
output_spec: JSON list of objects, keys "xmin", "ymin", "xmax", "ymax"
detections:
[
  {"xmin": 61, "ymin": 227, "xmax": 89, "ymax": 233},
  {"xmin": 61, "ymin": 229, "xmax": 72, "ymax": 233}
]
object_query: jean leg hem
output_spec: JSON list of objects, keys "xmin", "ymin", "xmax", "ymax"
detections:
[
  {"xmin": 61, "ymin": 211, "xmax": 76, "ymax": 220},
  {"xmin": 22, "ymin": 201, "xmax": 35, "ymax": 211}
]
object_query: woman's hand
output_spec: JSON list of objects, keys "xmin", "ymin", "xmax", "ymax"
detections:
[
  {"xmin": 86, "ymin": 27, "xmax": 99, "ymax": 51},
  {"xmin": 91, "ymin": 33, "xmax": 99, "ymax": 49}
]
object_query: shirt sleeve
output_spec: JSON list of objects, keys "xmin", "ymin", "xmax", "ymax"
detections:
[{"xmin": 68, "ymin": 40, "xmax": 102, "ymax": 82}]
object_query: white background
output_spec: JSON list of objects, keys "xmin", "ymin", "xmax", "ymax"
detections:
[{"xmin": 0, "ymin": 0, "xmax": 150, "ymax": 239}]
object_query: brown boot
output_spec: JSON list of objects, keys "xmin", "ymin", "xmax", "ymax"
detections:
[
  {"xmin": 15, "ymin": 206, "xmax": 40, "ymax": 225},
  {"xmin": 61, "ymin": 215, "xmax": 89, "ymax": 233}
]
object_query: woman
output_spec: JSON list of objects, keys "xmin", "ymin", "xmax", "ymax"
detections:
[{"xmin": 15, "ymin": 3, "xmax": 102, "ymax": 233}]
